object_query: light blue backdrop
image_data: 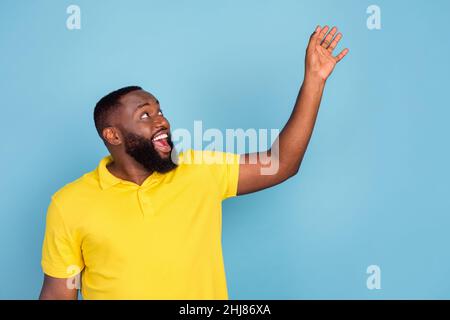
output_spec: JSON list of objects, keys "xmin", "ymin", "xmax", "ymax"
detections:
[{"xmin": 1, "ymin": 0, "xmax": 449, "ymax": 299}]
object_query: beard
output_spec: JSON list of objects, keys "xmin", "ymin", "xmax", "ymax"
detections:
[{"xmin": 123, "ymin": 131, "xmax": 178, "ymax": 174}]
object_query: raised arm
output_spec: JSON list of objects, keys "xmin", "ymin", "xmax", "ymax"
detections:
[{"xmin": 237, "ymin": 25, "xmax": 349, "ymax": 195}]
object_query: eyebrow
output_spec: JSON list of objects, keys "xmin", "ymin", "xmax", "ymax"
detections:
[{"xmin": 135, "ymin": 99, "xmax": 160, "ymax": 110}]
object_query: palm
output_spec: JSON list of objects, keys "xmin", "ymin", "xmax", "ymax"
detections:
[{"xmin": 305, "ymin": 26, "xmax": 349, "ymax": 81}]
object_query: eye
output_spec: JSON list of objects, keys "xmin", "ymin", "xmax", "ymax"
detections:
[
  {"xmin": 157, "ymin": 110, "xmax": 163, "ymax": 116},
  {"xmin": 141, "ymin": 112, "xmax": 150, "ymax": 119}
]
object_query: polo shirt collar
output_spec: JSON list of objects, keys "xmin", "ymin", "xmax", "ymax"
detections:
[
  {"xmin": 98, "ymin": 155, "xmax": 122, "ymax": 190},
  {"xmin": 97, "ymin": 155, "xmax": 164, "ymax": 190}
]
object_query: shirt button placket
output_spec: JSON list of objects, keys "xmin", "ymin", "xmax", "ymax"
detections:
[{"xmin": 138, "ymin": 187, "xmax": 154, "ymax": 218}]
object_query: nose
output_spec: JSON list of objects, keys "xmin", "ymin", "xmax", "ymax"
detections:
[{"xmin": 153, "ymin": 115, "xmax": 170, "ymax": 131}]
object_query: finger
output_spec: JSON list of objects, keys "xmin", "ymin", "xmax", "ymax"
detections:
[
  {"xmin": 307, "ymin": 25, "xmax": 321, "ymax": 51},
  {"xmin": 316, "ymin": 25, "xmax": 329, "ymax": 46},
  {"xmin": 335, "ymin": 48, "xmax": 349, "ymax": 62},
  {"xmin": 321, "ymin": 26, "xmax": 337, "ymax": 48},
  {"xmin": 328, "ymin": 33, "xmax": 342, "ymax": 52},
  {"xmin": 309, "ymin": 25, "xmax": 321, "ymax": 41}
]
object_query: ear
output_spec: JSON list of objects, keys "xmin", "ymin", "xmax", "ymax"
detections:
[{"xmin": 102, "ymin": 127, "xmax": 122, "ymax": 146}]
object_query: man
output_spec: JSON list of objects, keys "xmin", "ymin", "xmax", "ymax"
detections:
[{"xmin": 39, "ymin": 25, "xmax": 348, "ymax": 300}]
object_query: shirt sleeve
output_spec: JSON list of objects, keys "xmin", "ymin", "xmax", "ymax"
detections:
[
  {"xmin": 41, "ymin": 197, "xmax": 84, "ymax": 278},
  {"xmin": 199, "ymin": 150, "xmax": 241, "ymax": 200}
]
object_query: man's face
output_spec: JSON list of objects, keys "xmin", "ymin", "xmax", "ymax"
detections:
[{"xmin": 111, "ymin": 90, "xmax": 177, "ymax": 173}]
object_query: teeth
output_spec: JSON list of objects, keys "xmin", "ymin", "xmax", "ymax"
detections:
[{"xmin": 152, "ymin": 133, "xmax": 168, "ymax": 141}]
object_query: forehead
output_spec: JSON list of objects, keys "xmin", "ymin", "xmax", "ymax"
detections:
[{"xmin": 119, "ymin": 90, "xmax": 158, "ymax": 108}]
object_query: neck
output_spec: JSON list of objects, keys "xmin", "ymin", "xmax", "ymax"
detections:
[{"xmin": 106, "ymin": 155, "xmax": 154, "ymax": 186}]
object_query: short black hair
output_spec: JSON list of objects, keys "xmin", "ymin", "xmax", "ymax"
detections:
[{"xmin": 93, "ymin": 85, "xmax": 142, "ymax": 141}]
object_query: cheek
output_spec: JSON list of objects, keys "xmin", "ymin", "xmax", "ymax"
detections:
[
  {"xmin": 137, "ymin": 124, "xmax": 155, "ymax": 138},
  {"xmin": 134, "ymin": 123, "xmax": 155, "ymax": 138}
]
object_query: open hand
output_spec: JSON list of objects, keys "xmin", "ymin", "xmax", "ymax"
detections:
[{"xmin": 305, "ymin": 25, "xmax": 349, "ymax": 81}]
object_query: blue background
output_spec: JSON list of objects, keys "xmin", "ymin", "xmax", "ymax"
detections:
[{"xmin": 1, "ymin": 0, "xmax": 450, "ymax": 299}]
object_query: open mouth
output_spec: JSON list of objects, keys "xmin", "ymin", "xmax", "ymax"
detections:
[{"xmin": 152, "ymin": 132, "xmax": 172, "ymax": 153}]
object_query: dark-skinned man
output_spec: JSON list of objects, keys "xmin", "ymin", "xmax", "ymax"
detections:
[{"xmin": 40, "ymin": 25, "xmax": 348, "ymax": 300}]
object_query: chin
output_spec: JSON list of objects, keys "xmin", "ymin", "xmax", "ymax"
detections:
[{"xmin": 158, "ymin": 150, "xmax": 171, "ymax": 159}]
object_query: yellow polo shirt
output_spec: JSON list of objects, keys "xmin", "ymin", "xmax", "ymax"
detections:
[{"xmin": 41, "ymin": 149, "xmax": 240, "ymax": 299}]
